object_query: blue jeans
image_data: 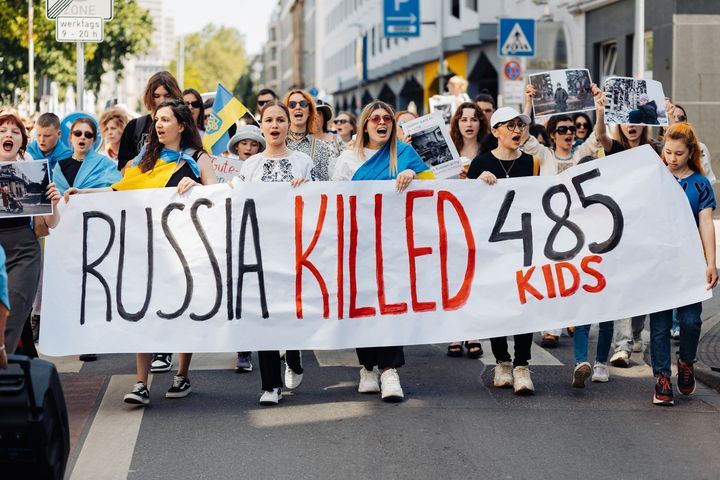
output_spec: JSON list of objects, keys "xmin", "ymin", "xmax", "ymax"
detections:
[
  {"xmin": 649, "ymin": 303, "xmax": 702, "ymax": 376},
  {"xmin": 574, "ymin": 322, "xmax": 614, "ymax": 364}
]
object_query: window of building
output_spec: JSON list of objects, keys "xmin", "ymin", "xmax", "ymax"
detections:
[
  {"xmin": 451, "ymin": 0, "xmax": 460, "ymax": 18},
  {"xmin": 599, "ymin": 40, "xmax": 618, "ymax": 85},
  {"xmin": 379, "ymin": 23, "xmax": 383, "ymax": 53},
  {"xmin": 466, "ymin": 0, "xmax": 477, "ymax": 11},
  {"xmin": 644, "ymin": 31, "xmax": 654, "ymax": 79}
]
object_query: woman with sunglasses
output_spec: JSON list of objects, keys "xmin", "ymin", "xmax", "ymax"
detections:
[
  {"xmin": 65, "ymin": 99, "xmax": 217, "ymax": 406},
  {"xmin": 183, "ymin": 88, "xmax": 205, "ymax": 135},
  {"xmin": 332, "ymin": 100, "xmax": 433, "ymax": 402},
  {"xmin": 284, "ymin": 89, "xmax": 338, "ymax": 181},
  {"xmin": 466, "ymin": 106, "xmax": 538, "ymax": 395},
  {"xmin": 333, "ymin": 111, "xmax": 357, "ymax": 146},
  {"xmin": 0, "ymin": 110, "xmax": 61, "ymax": 357},
  {"xmin": 572, "ymin": 112, "xmax": 593, "ymax": 148},
  {"xmin": 313, "ymin": 102, "xmax": 344, "ymax": 156}
]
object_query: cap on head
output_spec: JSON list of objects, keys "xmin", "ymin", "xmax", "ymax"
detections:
[{"xmin": 490, "ymin": 107, "xmax": 531, "ymax": 129}]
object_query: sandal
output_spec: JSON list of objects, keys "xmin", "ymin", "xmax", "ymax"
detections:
[
  {"xmin": 465, "ymin": 341, "xmax": 483, "ymax": 359},
  {"xmin": 447, "ymin": 343, "xmax": 464, "ymax": 357}
]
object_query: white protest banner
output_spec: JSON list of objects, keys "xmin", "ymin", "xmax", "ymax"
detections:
[
  {"xmin": 40, "ymin": 145, "xmax": 710, "ymax": 355},
  {"xmin": 402, "ymin": 112, "xmax": 462, "ymax": 179}
]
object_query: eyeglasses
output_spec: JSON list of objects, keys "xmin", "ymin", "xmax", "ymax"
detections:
[
  {"xmin": 72, "ymin": 130, "xmax": 94, "ymax": 139},
  {"xmin": 257, "ymin": 99, "xmax": 271, "ymax": 107},
  {"xmin": 554, "ymin": 125, "xmax": 577, "ymax": 135},
  {"xmin": 368, "ymin": 114, "xmax": 393, "ymax": 124},
  {"xmin": 287, "ymin": 100, "xmax": 309, "ymax": 109},
  {"xmin": 574, "ymin": 122, "xmax": 589, "ymax": 129},
  {"xmin": 333, "ymin": 119, "xmax": 348, "ymax": 125},
  {"xmin": 185, "ymin": 100, "xmax": 202, "ymax": 109},
  {"xmin": 501, "ymin": 121, "xmax": 526, "ymax": 132}
]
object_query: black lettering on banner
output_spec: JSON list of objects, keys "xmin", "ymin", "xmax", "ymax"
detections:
[
  {"xmin": 225, "ymin": 197, "xmax": 234, "ymax": 320},
  {"xmin": 81, "ymin": 211, "xmax": 115, "ymax": 325},
  {"xmin": 116, "ymin": 208, "xmax": 154, "ymax": 321},
  {"xmin": 571, "ymin": 169, "xmax": 624, "ymax": 253},
  {"xmin": 542, "ymin": 184, "xmax": 585, "ymax": 261},
  {"xmin": 157, "ymin": 203, "xmax": 193, "ymax": 319},
  {"xmin": 190, "ymin": 199, "xmax": 222, "ymax": 321},
  {"xmin": 236, "ymin": 199, "xmax": 269, "ymax": 319},
  {"xmin": 489, "ymin": 190, "xmax": 534, "ymax": 267}
]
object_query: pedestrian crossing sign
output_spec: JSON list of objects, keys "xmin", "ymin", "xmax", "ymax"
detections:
[{"xmin": 498, "ymin": 18, "xmax": 535, "ymax": 57}]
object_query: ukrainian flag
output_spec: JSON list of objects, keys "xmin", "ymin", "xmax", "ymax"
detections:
[{"xmin": 203, "ymin": 83, "xmax": 249, "ymax": 155}]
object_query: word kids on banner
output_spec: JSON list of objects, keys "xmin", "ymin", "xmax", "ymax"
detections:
[{"xmin": 41, "ymin": 146, "xmax": 709, "ymax": 355}]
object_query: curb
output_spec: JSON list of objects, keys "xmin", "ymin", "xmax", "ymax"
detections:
[{"xmin": 696, "ymin": 361, "xmax": 720, "ymax": 394}]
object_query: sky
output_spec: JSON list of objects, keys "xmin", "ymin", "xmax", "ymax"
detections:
[{"xmin": 171, "ymin": 0, "xmax": 276, "ymax": 56}]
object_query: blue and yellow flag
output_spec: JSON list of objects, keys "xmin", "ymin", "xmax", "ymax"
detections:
[{"xmin": 203, "ymin": 83, "xmax": 249, "ymax": 155}]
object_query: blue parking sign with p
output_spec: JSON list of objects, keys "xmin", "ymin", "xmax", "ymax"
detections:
[{"xmin": 384, "ymin": 0, "xmax": 420, "ymax": 37}]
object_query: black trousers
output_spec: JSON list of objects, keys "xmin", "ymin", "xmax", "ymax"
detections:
[
  {"xmin": 258, "ymin": 350, "xmax": 303, "ymax": 391},
  {"xmin": 356, "ymin": 346, "xmax": 404, "ymax": 371},
  {"xmin": 490, "ymin": 333, "xmax": 533, "ymax": 367}
]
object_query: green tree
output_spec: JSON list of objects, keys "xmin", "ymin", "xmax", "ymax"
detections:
[
  {"xmin": 232, "ymin": 70, "xmax": 256, "ymax": 108},
  {"xmin": 170, "ymin": 25, "xmax": 247, "ymax": 93}
]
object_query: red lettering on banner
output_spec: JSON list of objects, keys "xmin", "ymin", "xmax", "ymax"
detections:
[
  {"xmin": 375, "ymin": 194, "xmax": 408, "ymax": 315},
  {"xmin": 294, "ymin": 195, "xmax": 329, "ymax": 319},
  {"xmin": 336, "ymin": 195, "xmax": 344, "ymax": 319},
  {"xmin": 541, "ymin": 264, "xmax": 556, "ymax": 298},
  {"xmin": 581, "ymin": 255, "xmax": 607, "ymax": 293},
  {"xmin": 349, "ymin": 196, "xmax": 376, "ymax": 318},
  {"xmin": 437, "ymin": 191, "xmax": 475, "ymax": 310},
  {"xmin": 405, "ymin": 190, "xmax": 437, "ymax": 312},
  {"xmin": 555, "ymin": 262, "xmax": 580, "ymax": 297},
  {"xmin": 516, "ymin": 267, "xmax": 544, "ymax": 304}
]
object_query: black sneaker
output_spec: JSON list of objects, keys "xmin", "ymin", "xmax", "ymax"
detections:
[
  {"xmin": 235, "ymin": 352, "xmax": 253, "ymax": 373},
  {"xmin": 677, "ymin": 360, "xmax": 696, "ymax": 396},
  {"xmin": 150, "ymin": 353, "xmax": 173, "ymax": 373},
  {"xmin": 165, "ymin": 375, "xmax": 192, "ymax": 398},
  {"xmin": 653, "ymin": 374, "xmax": 674, "ymax": 406},
  {"xmin": 124, "ymin": 382, "xmax": 150, "ymax": 405}
]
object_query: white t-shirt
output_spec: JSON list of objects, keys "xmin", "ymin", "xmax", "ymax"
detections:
[
  {"xmin": 331, "ymin": 148, "xmax": 377, "ymax": 181},
  {"xmin": 237, "ymin": 150, "xmax": 313, "ymax": 183}
]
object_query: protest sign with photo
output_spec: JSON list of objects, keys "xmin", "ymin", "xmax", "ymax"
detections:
[
  {"xmin": 40, "ymin": 146, "xmax": 710, "ymax": 355},
  {"xmin": 0, "ymin": 160, "xmax": 52, "ymax": 219},
  {"xmin": 603, "ymin": 76, "xmax": 668, "ymax": 126},
  {"xmin": 211, "ymin": 155, "xmax": 244, "ymax": 183},
  {"xmin": 529, "ymin": 68, "xmax": 595, "ymax": 117},
  {"xmin": 428, "ymin": 94, "xmax": 456, "ymax": 124},
  {"xmin": 401, "ymin": 112, "xmax": 462, "ymax": 179}
]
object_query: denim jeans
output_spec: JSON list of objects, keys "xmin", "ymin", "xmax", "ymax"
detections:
[
  {"xmin": 612, "ymin": 315, "xmax": 646, "ymax": 353},
  {"xmin": 649, "ymin": 303, "xmax": 702, "ymax": 376},
  {"xmin": 574, "ymin": 321, "xmax": 614, "ymax": 364}
]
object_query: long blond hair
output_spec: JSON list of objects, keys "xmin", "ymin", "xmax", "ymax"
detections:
[{"xmin": 355, "ymin": 101, "xmax": 399, "ymax": 175}]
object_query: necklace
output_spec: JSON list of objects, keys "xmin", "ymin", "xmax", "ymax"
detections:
[
  {"xmin": 288, "ymin": 130, "xmax": 307, "ymax": 142},
  {"xmin": 497, "ymin": 158, "xmax": 517, "ymax": 178}
]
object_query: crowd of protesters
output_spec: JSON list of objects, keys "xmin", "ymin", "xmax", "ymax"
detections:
[{"xmin": 0, "ymin": 69, "xmax": 715, "ymax": 410}]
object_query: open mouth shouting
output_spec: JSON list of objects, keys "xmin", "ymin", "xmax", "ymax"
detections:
[
  {"xmin": 269, "ymin": 129, "xmax": 281, "ymax": 140},
  {"xmin": 511, "ymin": 133, "xmax": 521, "ymax": 144},
  {"xmin": 376, "ymin": 125, "xmax": 389, "ymax": 137},
  {"xmin": 2, "ymin": 139, "xmax": 14, "ymax": 152}
]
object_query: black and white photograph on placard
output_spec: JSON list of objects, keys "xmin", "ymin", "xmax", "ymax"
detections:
[
  {"xmin": 401, "ymin": 112, "xmax": 462, "ymax": 179},
  {"xmin": 428, "ymin": 95, "xmax": 455, "ymax": 124},
  {"xmin": 0, "ymin": 160, "xmax": 52, "ymax": 219},
  {"xmin": 603, "ymin": 76, "xmax": 668, "ymax": 126},
  {"xmin": 529, "ymin": 68, "xmax": 594, "ymax": 117}
]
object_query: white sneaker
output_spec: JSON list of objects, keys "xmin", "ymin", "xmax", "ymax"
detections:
[
  {"xmin": 592, "ymin": 362, "xmax": 610, "ymax": 382},
  {"xmin": 259, "ymin": 387, "xmax": 282, "ymax": 405},
  {"xmin": 610, "ymin": 350, "xmax": 630, "ymax": 368},
  {"xmin": 572, "ymin": 362, "xmax": 592, "ymax": 388},
  {"xmin": 380, "ymin": 368, "xmax": 404, "ymax": 402},
  {"xmin": 358, "ymin": 367, "xmax": 380, "ymax": 393},
  {"xmin": 512, "ymin": 366, "xmax": 535, "ymax": 395},
  {"xmin": 632, "ymin": 339, "xmax": 644, "ymax": 353},
  {"xmin": 493, "ymin": 361, "xmax": 513, "ymax": 388},
  {"xmin": 284, "ymin": 364, "xmax": 303, "ymax": 390}
]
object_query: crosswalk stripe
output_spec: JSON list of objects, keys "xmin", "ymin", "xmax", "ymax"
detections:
[
  {"xmin": 478, "ymin": 340, "xmax": 565, "ymax": 366},
  {"xmin": 313, "ymin": 349, "xmax": 358, "ymax": 367}
]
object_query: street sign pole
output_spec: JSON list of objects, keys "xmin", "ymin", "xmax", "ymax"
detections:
[
  {"xmin": 76, "ymin": 42, "xmax": 84, "ymax": 111},
  {"xmin": 438, "ymin": 0, "xmax": 444, "ymax": 94},
  {"xmin": 28, "ymin": 0, "xmax": 35, "ymax": 113}
]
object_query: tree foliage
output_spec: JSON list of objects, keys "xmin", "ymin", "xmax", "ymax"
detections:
[
  {"xmin": 233, "ymin": 70, "xmax": 256, "ymax": 109},
  {"xmin": 170, "ymin": 25, "xmax": 248, "ymax": 94},
  {"xmin": 0, "ymin": 0, "xmax": 152, "ymax": 104}
]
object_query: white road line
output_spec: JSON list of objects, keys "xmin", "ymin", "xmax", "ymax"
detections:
[
  {"xmin": 186, "ymin": 352, "xmax": 236, "ymax": 371},
  {"xmin": 246, "ymin": 401, "xmax": 373, "ymax": 428},
  {"xmin": 313, "ymin": 349, "xmax": 358, "ymax": 367},
  {"xmin": 38, "ymin": 353, "xmax": 83, "ymax": 373},
  {"xmin": 69, "ymin": 375, "xmax": 152, "ymax": 480},
  {"xmin": 479, "ymin": 340, "xmax": 565, "ymax": 366}
]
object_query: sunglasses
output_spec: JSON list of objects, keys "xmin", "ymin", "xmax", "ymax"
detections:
[
  {"xmin": 575, "ymin": 122, "xmax": 589, "ymax": 129},
  {"xmin": 288, "ymin": 100, "xmax": 309, "ymax": 109},
  {"xmin": 72, "ymin": 130, "xmax": 94, "ymax": 139},
  {"xmin": 185, "ymin": 100, "xmax": 202, "ymax": 109},
  {"xmin": 554, "ymin": 125, "xmax": 577, "ymax": 134},
  {"xmin": 334, "ymin": 119, "xmax": 349, "ymax": 125},
  {"xmin": 368, "ymin": 114, "xmax": 393, "ymax": 124},
  {"xmin": 501, "ymin": 121, "xmax": 526, "ymax": 132}
]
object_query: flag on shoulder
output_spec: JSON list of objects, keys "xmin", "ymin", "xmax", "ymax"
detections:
[{"xmin": 202, "ymin": 83, "xmax": 249, "ymax": 155}]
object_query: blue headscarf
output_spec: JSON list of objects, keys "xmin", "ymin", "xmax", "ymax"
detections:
[
  {"xmin": 26, "ymin": 140, "xmax": 74, "ymax": 170},
  {"xmin": 132, "ymin": 146, "xmax": 202, "ymax": 178},
  {"xmin": 352, "ymin": 141, "xmax": 432, "ymax": 181},
  {"xmin": 52, "ymin": 149, "xmax": 123, "ymax": 194},
  {"xmin": 0, "ymin": 245, "xmax": 9, "ymax": 311}
]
